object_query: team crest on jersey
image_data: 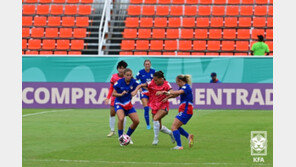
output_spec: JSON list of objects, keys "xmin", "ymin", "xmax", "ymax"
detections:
[
  {"xmin": 182, "ymin": 85, "xmax": 186, "ymax": 89},
  {"xmin": 130, "ymin": 86, "xmax": 133, "ymax": 89}
]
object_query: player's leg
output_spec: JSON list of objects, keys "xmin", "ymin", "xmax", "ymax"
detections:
[
  {"xmin": 116, "ymin": 109, "xmax": 125, "ymax": 137},
  {"xmin": 171, "ymin": 118, "xmax": 184, "ymax": 149},
  {"xmin": 127, "ymin": 109, "xmax": 140, "ymax": 137},
  {"xmin": 152, "ymin": 113, "xmax": 160, "ymax": 145},
  {"xmin": 141, "ymin": 97, "xmax": 150, "ymax": 129},
  {"xmin": 154, "ymin": 109, "xmax": 175, "ymax": 143},
  {"xmin": 107, "ymin": 106, "xmax": 116, "ymax": 137}
]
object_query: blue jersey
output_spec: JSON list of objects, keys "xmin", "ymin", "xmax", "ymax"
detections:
[
  {"xmin": 210, "ymin": 79, "xmax": 221, "ymax": 83},
  {"xmin": 179, "ymin": 84, "xmax": 193, "ymax": 104},
  {"xmin": 136, "ymin": 69, "xmax": 155, "ymax": 84},
  {"xmin": 113, "ymin": 78, "xmax": 139, "ymax": 109}
]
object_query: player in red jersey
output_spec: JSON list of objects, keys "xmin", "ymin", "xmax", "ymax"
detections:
[
  {"xmin": 133, "ymin": 71, "xmax": 175, "ymax": 145},
  {"xmin": 104, "ymin": 61, "xmax": 128, "ymax": 137}
]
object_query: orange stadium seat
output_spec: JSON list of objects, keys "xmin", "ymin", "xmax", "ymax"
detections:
[
  {"xmin": 239, "ymin": 17, "xmax": 252, "ymax": 27},
  {"xmin": 120, "ymin": 51, "xmax": 133, "ymax": 55},
  {"xmin": 191, "ymin": 52, "xmax": 205, "ymax": 56},
  {"xmin": 54, "ymin": 51, "xmax": 67, "ymax": 55},
  {"xmin": 220, "ymin": 53, "xmax": 234, "ymax": 56},
  {"xmin": 225, "ymin": 17, "xmax": 238, "ymax": 27},
  {"xmin": 45, "ymin": 28, "xmax": 59, "ymax": 37},
  {"xmin": 40, "ymin": 51, "xmax": 53, "ymax": 55},
  {"xmin": 166, "ymin": 29, "xmax": 179, "ymax": 39},
  {"xmin": 136, "ymin": 40, "xmax": 149, "ymax": 50},
  {"xmin": 81, "ymin": 0, "xmax": 94, "ymax": 3},
  {"xmin": 270, "ymin": 0, "xmax": 273, "ymax": 4},
  {"xmin": 42, "ymin": 39, "xmax": 56, "ymax": 49},
  {"xmin": 236, "ymin": 41, "xmax": 249, "ymax": 51},
  {"xmin": 163, "ymin": 52, "xmax": 176, "ymax": 55},
  {"xmin": 183, "ymin": 18, "xmax": 195, "ymax": 27},
  {"xmin": 181, "ymin": 29, "xmax": 194, "ymax": 39},
  {"xmin": 131, "ymin": 0, "xmax": 142, "ymax": 4},
  {"xmin": 193, "ymin": 40, "xmax": 206, "ymax": 51},
  {"xmin": 254, "ymin": 6, "xmax": 267, "ymax": 16},
  {"xmin": 152, "ymin": 29, "xmax": 165, "ymax": 38},
  {"xmin": 223, "ymin": 29, "xmax": 236, "ymax": 39},
  {"xmin": 145, "ymin": 0, "xmax": 157, "ymax": 4},
  {"xmin": 123, "ymin": 29, "xmax": 137, "ymax": 38},
  {"xmin": 165, "ymin": 40, "xmax": 178, "ymax": 50},
  {"xmin": 237, "ymin": 29, "xmax": 250, "ymax": 39},
  {"xmin": 48, "ymin": 16, "xmax": 61, "ymax": 26},
  {"xmin": 172, "ymin": 0, "xmax": 185, "ymax": 4},
  {"xmin": 251, "ymin": 29, "xmax": 265, "ymax": 39},
  {"xmin": 40, "ymin": 0, "xmax": 52, "ymax": 3},
  {"xmin": 140, "ymin": 18, "xmax": 153, "ymax": 27},
  {"xmin": 210, "ymin": 17, "xmax": 223, "ymax": 27},
  {"xmin": 200, "ymin": 0, "xmax": 212, "ymax": 4},
  {"xmin": 266, "ymin": 29, "xmax": 273, "ymax": 40},
  {"xmin": 253, "ymin": 17, "xmax": 266, "ymax": 27},
  {"xmin": 171, "ymin": 6, "xmax": 183, "ymax": 16},
  {"xmin": 150, "ymin": 40, "xmax": 163, "ymax": 50},
  {"xmin": 23, "ymin": 16, "xmax": 33, "ymax": 26},
  {"xmin": 142, "ymin": 6, "xmax": 155, "ymax": 16},
  {"xmin": 37, "ymin": 5, "xmax": 50, "ymax": 15},
  {"xmin": 179, "ymin": 40, "xmax": 192, "ymax": 50},
  {"xmin": 240, "ymin": 6, "xmax": 253, "ymax": 16},
  {"xmin": 206, "ymin": 53, "xmax": 219, "ymax": 56},
  {"xmin": 185, "ymin": 6, "xmax": 197, "ymax": 16},
  {"xmin": 53, "ymin": 0, "xmax": 66, "ymax": 3},
  {"xmin": 156, "ymin": 6, "xmax": 169, "ymax": 16},
  {"xmin": 148, "ymin": 52, "xmax": 162, "ymax": 55},
  {"xmin": 65, "ymin": 5, "xmax": 78, "ymax": 15},
  {"xmin": 212, "ymin": 6, "xmax": 225, "ymax": 16},
  {"xmin": 78, "ymin": 5, "xmax": 92, "ymax": 15},
  {"xmin": 209, "ymin": 29, "xmax": 222, "ymax": 39},
  {"xmin": 207, "ymin": 41, "xmax": 220, "ymax": 51},
  {"xmin": 195, "ymin": 29, "xmax": 208, "ymax": 39},
  {"xmin": 198, "ymin": 6, "xmax": 211, "ymax": 16},
  {"xmin": 177, "ymin": 52, "xmax": 190, "ymax": 55},
  {"xmin": 60, "ymin": 28, "xmax": 73, "ymax": 38},
  {"xmin": 242, "ymin": 0, "xmax": 254, "ymax": 4},
  {"xmin": 62, "ymin": 17, "xmax": 75, "ymax": 27},
  {"xmin": 26, "ymin": 51, "xmax": 39, "ymax": 55},
  {"xmin": 214, "ymin": 0, "xmax": 226, "ymax": 4},
  {"xmin": 31, "ymin": 28, "xmax": 44, "ymax": 38},
  {"xmin": 22, "ymin": 39, "xmax": 27, "ymax": 49},
  {"xmin": 25, "ymin": 0, "xmax": 38, "ymax": 3},
  {"xmin": 226, "ymin": 6, "xmax": 239, "ymax": 16},
  {"xmin": 138, "ymin": 29, "xmax": 151, "ymax": 38},
  {"xmin": 256, "ymin": 0, "xmax": 268, "ymax": 4},
  {"xmin": 265, "ymin": 41, "xmax": 273, "ymax": 51},
  {"xmin": 268, "ymin": 6, "xmax": 273, "ymax": 16},
  {"xmin": 73, "ymin": 28, "xmax": 87, "ymax": 38},
  {"xmin": 28, "ymin": 39, "xmax": 41, "ymax": 50},
  {"xmin": 267, "ymin": 17, "xmax": 273, "ymax": 27},
  {"xmin": 168, "ymin": 18, "xmax": 181, "ymax": 27},
  {"xmin": 222, "ymin": 41, "xmax": 235, "ymax": 51},
  {"xmin": 128, "ymin": 6, "xmax": 141, "ymax": 15},
  {"xmin": 50, "ymin": 5, "xmax": 64, "ymax": 15},
  {"xmin": 67, "ymin": 0, "xmax": 80, "ymax": 3},
  {"xmin": 22, "ymin": 28, "xmax": 30, "ymax": 38},
  {"xmin": 71, "ymin": 40, "xmax": 84, "ymax": 50},
  {"xmin": 154, "ymin": 17, "xmax": 167, "ymax": 27},
  {"xmin": 23, "ymin": 5, "xmax": 35, "ymax": 15},
  {"xmin": 121, "ymin": 40, "xmax": 135, "ymax": 50},
  {"xmin": 57, "ymin": 40, "xmax": 70, "ymax": 50},
  {"xmin": 228, "ymin": 0, "xmax": 240, "ymax": 4},
  {"xmin": 186, "ymin": 0, "xmax": 198, "ymax": 4},
  {"xmin": 76, "ymin": 17, "xmax": 89, "ymax": 27},
  {"xmin": 158, "ymin": 0, "xmax": 171, "ymax": 4},
  {"xmin": 134, "ymin": 52, "xmax": 147, "ymax": 55},
  {"xmin": 196, "ymin": 18, "xmax": 209, "ymax": 27},
  {"xmin": 34, "ymin": 16, "xmax": 47, "ymax": 26}
]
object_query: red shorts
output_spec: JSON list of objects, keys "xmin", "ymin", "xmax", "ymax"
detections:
[
  {"xmin": 151, "ymin": 103, "xmax": 169, "ymax": 114},
  {"xmin": 179, "ymin": 103, "xmax": 193, "ymax": 115}
]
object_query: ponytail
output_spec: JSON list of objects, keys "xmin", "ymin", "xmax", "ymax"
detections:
[{"xmin": 177, "ymin": 74, "xmax": 192, "ymax": 86}]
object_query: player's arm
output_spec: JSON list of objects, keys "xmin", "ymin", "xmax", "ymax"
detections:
[
  {"xmin": 133, "ymin": 83, "xmax": 147, "ymax": 94},
  {"xmin": 112, "ymin": 89, "xmax": 127, "ymax": 97},
  {"xmin": 104, "ymin": 83, "xmax": 114, "ymax": 104},
  {"xmin": 165, "ymin": 89, "xmax": 185, "ymax": 97},
  {"xmin": 265, "ymin": 44, "xmax": 270, "ymax": 56}
]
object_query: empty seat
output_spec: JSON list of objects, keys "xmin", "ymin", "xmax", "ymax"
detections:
[
  {"xmin": 214, "ymin": 0, "xmax": 226, "ymax": 4},
  {"xmin": 167, "ymin": 29, "xmax": 179, "ymax": 39},
  {"xmin": 131, "ymin": 0, "xmax": 142, "ymax": 3},
  {"xmin": 60, "ymin": 28, "xmax": 73, "ymax": 38},
  {"xmin": 48, "ymin": 16, "xmax": 61, "ymax": 26},
  {"xmin": 183, "ymin": 18, "xmax": 195, "ymax": 27},
  {"xmin": 120, "ymin": 51, "xmax": 133, "ymax": 55},
  {"xmin": 145, "ymin": 0, "xmax": 157, "ymax": 4},
  {"xmin": 172, "ymin": 0, "xmax": 185, "ymax": 4},
  {"xmin": 206, "ymin": 52, "xmax": 219, "ymax": 56},
  {"xmin": 228, "ymin": 0, "xmax": 240, "ymax": 4},
  {"xmin": 22, "ymin": 39, "xmax": 27, "ymax": 49},
  {"xmin": 185, "ymin": 6, "xmax": 197, "ymax": 16},
  {"xmin": 186, "ymin": 0, "xmax": 198, "ymax": 4},
  {"xmin": 225, "ymin": 17, "xmax": 238, "ymax": 27},
  {"xmin": 212, "ymin": 6, "xmax": 225, "ymax": 16},
  {"xmin": 164, "ymin": 40, "xmax": 178, "ymax": 50},
  {"xmin": 198, "ymin": 6, "xmax": 211, "ymax": 16},
  {"xmin": 62, "ymin": 17, "xmax": 75, "ymax": 27},
  {"xmin": 125, "ymin": 17, "xmax": 139, "ymax": 27},
  {"xmin": 53, "ymin": 0, "xmax": 66, "ymax": 3},
  {"xmin": 22, "ymin": 28, "xmax": 30, "ymax": 38},
  {"xmin": 171, "ymin": 6, "xmax": 183, "ymax": 16},
  {"xmin": 251, "ymin": 29, "xmax": 265, "ymax": 39},
  {"xmin": 65, "ymin": 5, "xmax": 78, "ymax": 15},
  {"xmin": 54, "ymin": 51, "xmax": 68, "ymax": 55},
  {"xmin": 270, "ymin": 0, "xmax": 273, "ymax": 4},
  {"xmin": 237, "ymin": 29, "xmax": 250, "ymax": 39},
  {"xmin": 45, "ymin": 28, "xmax": 59, "ymax": 38},
  {"xmin": 25, "ymin": 0, "xmax": 38, "ymax": 3},
  {"xmin": 158, "ymin": 0, "xmax": 171, "ymax": 4},
  {"xmin": 191, "ymin": 52, "xmax": 205, "ymax": 56},
  {"xmin": 220, "ymin": 53, "xmax": 234, "ymax": 56},
  {"xmin": 34, "ymin": 16, "xmax": 47, "ymax": 26},
  {"xmin": 25, "ymin": 51, "xmax": 39, "ymax": 55},
  {"xmin": 177, "ymin": 52, "xmax": 191, "ymax": 55},
  {"xmin": 67, "ymin": 0, "xmax": 80, "ymax": 3},
  {"xmin": 211, "ymin": 17, "xmax": 223, "ymax": 27},
  {"xmin": 39, "ymin": 51, "xmax": 53, "ymax": 55},
  {"xmin": 28, "ymin": 39, "xmax": 41, "ymax": 50},
  {"xmin": 81, "ymin": 0, "xmax": 93, "ymax": 3},
  {"xmin": 163, "ymin": 52, "xmax": 176, "ymax": 55},
  {"xmin": 240, "ymin": 6, "xmax": 253, "ymax": 16},
  {"xmin": 42, "ymin": 39, "xmax": 56, "ymax": 49},
  {"xmin": 226, "ymin": 6, "xmax": 239, "ymax": 16},
  {"xmin": 209, "ymin": 29, "xmax": 222, "ymax": 39},
  {"xmin": 150, "ymin": 40, "xmax": 163, "ymax": 50},
  {"xmin": 73, "ymin": 28, "xmax": 87, "ymax": 38},
  {"xmin": 121, "ymin": 40, "xmax": 135, "ymax": 50},
  {"xmin": 50, "ymin": 5, "xmax": 63, "ymax": 15},
  {"xmin": 222, "ymin": 41, "xmax": 235, "ymax": 51},
  {"xmin": 236, "ymin": 41, "xmax": 249, "ymax": 51},
  {"xmin": 134, "ymin": 52, "xmax": 147, "ymax": 55},
  {"xmin": 78, "ymin": 5, "xmax": 92, "ymax": 15},
  {"xmin": 268, "ymin": 6, "xmax": 273, "ymax": 16},
  {"xmin": 128, "ymin": 6, "xmax": 141, "ymax": 15},
  {"xmin": 37, "ymin": 5, "xmax": 50, "ymax": 15},
  {"xmin": 138, "ymin": 29, "xmax": 151, "ymax": 38},
  {"xmin": 136, "ymin": 40, "xmax": 149, "ymax": 50},
  {"xmin": 265, "ymin": 41, "xmax": 273, "ymax": 51},
  {"xmin": 123, "ymin": 29, "xmax": 137, "ymax": 38},
  {"xmin": 200, "ymin": 0, "xmax": 212, "ymax": 4},
  {"xmin": 156, "ymin": 6, "xmax": 169, "ymax": 16},
  {"xmin": 254, "ymin": 6, "xmax": 267, "ymax": 16},
  {"xmin": 23, "ymin": 5, "xmax": 35, "ymax": 15},
  {"xmin": 71, "ymin": 40, "xmax": 84, "ymax": 50},
  {"xmin": 196, "ymin": 18, "xmax": 209, "ymax": 27},
  {"xmin": 168, "ymin": 18, "xmax": 181, "ymax": 27},
  {"xmin": 239, "ymin": 17, "xmax": 252, "ymax": 27},
  {"xmin": 152, "ymin": 29, "xmax": 165, "ymax": 38},
  {"xmin": 76, "ymin": 17, "xmax": 89, "ymax": 27},
  {"xmin": 23, "ymin": 16, "xmax": 33, "ymax": 26},
  {"xmin": 57, "ymin": 40, "xmax": 70, "ymax": 50},
  {"xmin": 142, "ymin": 6, "xmax": 155, "ymax": 16},
  {"xmin": 181, "ymin": 29, "xmax": 194, "ymax": 39},
  {"xmin": 242, "ymin": 0, "xmax": 254, "ymax": 4},
  {"xmin": 179, "ymin": 40, "xmax": 192, "ymax": 50},
  {"xmin": 31, "ymin": 28, "xmax": 44, "ymax": 38},
  {"xmin": 148, "ymin": 52, "xmax": 162, "ymax": 55},
  {"xmin": 267, "ymin": 17, "xmax": 273, "ymax": 27},
  {"xmin": 253, "ymin": 17, "xmax": 266, "ymax": 27},
  {"xmin": 193, "ymin": 40, "xmax": 206, "ymax": 50},
  {"xmin": 223, "ymin": 29, "xmax": 236, "ymax": 39},
  {"xmin": 266, "ymin": 29, "xmax": 273, "ymax": 39},
  {"xmin": 40, "ymin": 0, "xmax": 52, "ymax": 3},
  {"xmin": 195, "ymin": 29, "xmax": 208, "ymax": 39},
  {"xmin": 140, "ymin": 18, "xmax": 153, "ymax": 27},
  {"xmin": 154, "ymin": 17, "xmax": 167, "ymax": 27},
  {"xmin": 256, "ymin": 0, "xmax": 268, "ymax": 4},
  {"xmin": 207, "ymin": 41, "xmax": 220, "ymax": 51}
]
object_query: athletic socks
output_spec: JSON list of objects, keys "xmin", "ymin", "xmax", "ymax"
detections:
[
  {"xmin": 178, "ymin": 127, "xmax": 189, "ymax": 139},
  {"xmin": 123, "ymin": 116, "xmax": 127, "ymax": 131},
  {"xmin": 160, "ymin": 125, "xmax": 172, "ymax": 135},
  {"xmin": 153, "ymin": 120, "xmax": 160, "ymax": 139},
  {"xmin": 173, "ymin": 130, "xmax": 182, "ymax": 147},
  {"xmin": 126, "ymin": 127, "xmax": 135, "ymax": 137},
  {"xmin": 144, "ymin": 106, "xmax": 150, "ymax": 126},
  {"xmin": 118, "ymin": 129, "xmax": 123, "ymax": 137},
  {"xmin": 110, "ymin": 116, "xmax": 115, "ymax": 132}
]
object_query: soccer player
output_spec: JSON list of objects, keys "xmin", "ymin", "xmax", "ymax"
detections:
[
  {"xmin": 164, "ymin": 75, "xmax": 194, "ymax": 150},
  {"xmin": 113, "ymin": 68, "xmax": 140, "ymax": 145},
  {"xmin": 136, "ymin": 60, "xmax": 155, "ymax": 130},
  {"xmin": 133, "ymin": 71, "xmax": 175, "ymax": 145},
  {"xmin": 104, "ymin": 60, "xmax": 128, "ymax": 137},
  {"xmin": 210, "ymin": 72, "xmax": 221, "ymax": 83}
]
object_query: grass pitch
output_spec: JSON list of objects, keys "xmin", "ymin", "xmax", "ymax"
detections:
[{"xmin": 23, "ymin": 108, "xmax": 273, "ymax": 167}]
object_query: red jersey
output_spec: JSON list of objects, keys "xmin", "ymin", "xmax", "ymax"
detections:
[
  {"xmin": 144, "ymin": 79, "xmax": 172, "ymax": 112},
  {"xmin": 107, "ymin": 73, "xmax": 123, "ymax": 106}
]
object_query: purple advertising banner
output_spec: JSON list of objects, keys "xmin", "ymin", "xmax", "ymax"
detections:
[{"xmin": 22, "ymin": 82, "xmax": 273, "ymax": 110}]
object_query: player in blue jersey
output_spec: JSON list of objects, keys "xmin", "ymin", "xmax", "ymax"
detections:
[
  {"xmin": 136, "ymin": 60, "xmax": 155, "ymax": 130},
  {"xmin": 113, "ymin": 68, "xmax": 140, "ymax": 145},
  {"xmin": 163, "ymin": 75, "xmax": 194, "ymax": 150}
]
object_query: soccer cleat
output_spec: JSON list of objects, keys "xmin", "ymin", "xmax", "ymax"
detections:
[
  {"xmin": 188, "ymin": 134, "xmax": 194, "ymax": 148},
  {"xmin": 107, "ymin": 131, "xmax": 115, "ymax": 137},
  {"xmin": 146, "ymin": 125, "xmax": 151, "ymax": 130},
  {"xmin": 152, "ymin": 138, "xmax": 159, "ymax": 145},
  {"xmin": 169, "ymin": 133, "xmax": 176, "ymax": 144},
  {"xmin": 130, "ymin": 139, "xmax": 134, "ymax": 145},
  {"xmin": 172, "ymin": 146, "xmax": 183, "ymax": 150}
]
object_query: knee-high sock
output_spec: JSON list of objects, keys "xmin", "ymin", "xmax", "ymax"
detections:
[
  {"xmin": 173, "ymin": 130, "xmax": 182, "ymax": 147},
  {"xmin": 178, "ymin": 127, "xmax": 189, "ymax": 138},
  {"xmin": 144, "ymin": 106, "xmax": 150, "ymax": 126},
  {"xmin": 118, "ymin": 129, "xmax": 123, "ymax": 137},
  {"xmin": 110, "ymin": 116, "xmax": 115, "ymax": 131},
  {"xmin": 126, "ymin": 127, "xmax": 135, "ymax": 137},
  {"xmin": 153, "ymin": 121, "xmax": 160, "ymax": 139},
  {"xmin": 123, "ymin": 116, "xmax": 127, "ymax": 131},
  {"xmin": 160, "ymin": 125, "xmax": 172, "ymax": 135}
]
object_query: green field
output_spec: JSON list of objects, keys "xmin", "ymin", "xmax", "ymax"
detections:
[{"xmin": 23, "ymin": 109, "xmax": 273, "ymax": 167}]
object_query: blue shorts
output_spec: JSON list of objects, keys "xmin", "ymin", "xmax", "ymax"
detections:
[
  {"xmin": 176, "ymin": 112, "xmax": 192, "ymax": 125},
  {"xmin": 140, "ymin": 91, "xmax": 149, "ymax": 100},
  {"xmin": 115, "ymin": 105, "xmax": 137, "ymax": 116}
]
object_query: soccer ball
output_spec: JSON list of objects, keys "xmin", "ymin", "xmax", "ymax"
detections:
[{"xmin": 119, "ymin": 134, "xmax": 131, "ymax": 146}]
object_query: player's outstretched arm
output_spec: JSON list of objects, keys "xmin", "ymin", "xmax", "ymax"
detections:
[
  {"xmin": 112, "ymin": 89, "xmax": 127, "ymax": 97},
  {"xmin": 133, "ymin": 83, "xmax": 147, "ymax": 95},
  {"xmin": 165, "ymin": 90, "xmax": 185, "ymax": 97}
]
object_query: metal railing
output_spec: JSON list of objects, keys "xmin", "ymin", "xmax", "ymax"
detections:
[{"xmin": 98, "ymin": 0, "xmax": 112, "ymax": 55}]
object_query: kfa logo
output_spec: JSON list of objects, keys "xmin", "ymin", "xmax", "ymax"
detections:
[{"xmin": 250, "ymin": 131, "xmax": 267, "ymax": 156}]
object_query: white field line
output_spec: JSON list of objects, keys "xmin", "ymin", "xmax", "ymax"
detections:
[
  {"xmin": 22, "ymin": 109, "xmax": 73, "ymax": 117},
  {"xmin": 23, "ymin": 159, "xmax": 272, "ymax": 166}
]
